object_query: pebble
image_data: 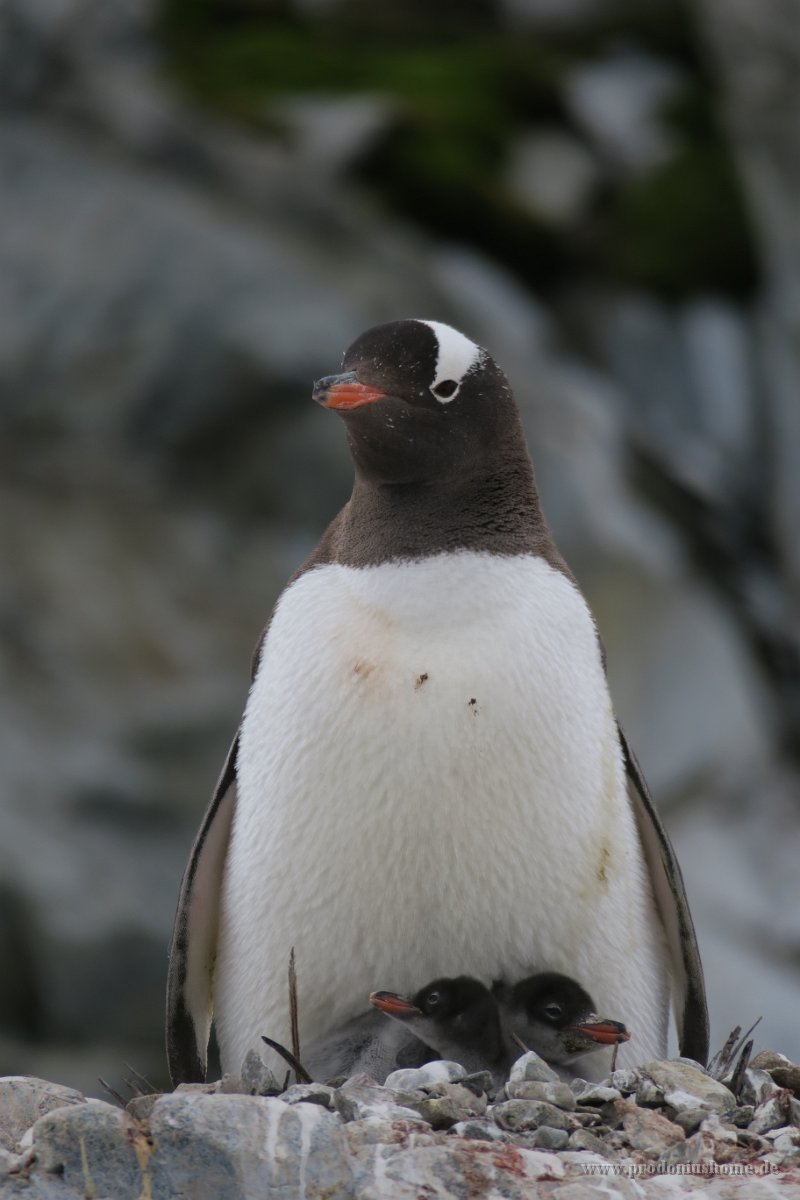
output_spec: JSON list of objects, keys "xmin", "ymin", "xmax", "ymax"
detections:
[
  {"xmin": 239, "ymin": 1049, "xmax": 282, "ymax": 1096},
  {"xmin": 524, "ymin": 1126, "xmax": 569, "ymax": 1151},
  {"xmin": 749, "ymin": 1093, "xmax": 800, "ymax": 1135},
  {"xmin": 491, "ymin": 1100, "xmax": 574, "ymax": 1133},
  {"xmin": 615, "ymin": 1098, "xmax": 685, "ymax": 1154},
  {"xmin": 505, "ymin": 1080, "xmax": 576, "ymax": 1109},
  {"xmin": 572, "ymin": 1083, "xmax": 621, "ymax": 1106},
  {"xmin": 0, "ymin": 1076, "xmax": 86, "ymax": 1152},
  {"xmin": 280, "ymin": 1083, "xmax": 337, "ymax": 1109},
  {"xmin": 507, "ymin": 1051, "xmax": 560, "ymax": 1085},
  {"xmin": 411, "ymin": 1093, "xmax": 483, "ymax": 1130},
  {"xmin": 567, "ymin": 1128, "xmax": 611, "ymax": 1156},
  {"xmin": 459, "ymin": 1072, "xmax": 494, "ymax": 1097},
  {"xmin": 672, "ymin": 1107, "xmax": 707, "ymax": 1135},
  {"xmin": 610, "ymin": 1068, "xmax": 639, "ymax": 1094},
  {"xmin": 739, "ymin": 1068, "xmax": 782, "ymax": 1106},
  {"xmin": 449, "ymin": 1120, "xmax": 507, "ymax": 1142},
  {"xmin": 384, "ymin": 1062, "xmax": 466, "ymax": 1091},
  {"xmin": 640, "ymin": 1059, "xmax": 736, "ymax": 1113}
]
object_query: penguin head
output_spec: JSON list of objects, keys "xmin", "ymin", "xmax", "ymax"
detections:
[
  {"xmin": 493, "ymin": 971, "xmax": 630, "ymax": 1065},
  {"xmin": 313, "ymin": 319, "xmax": 519, "ymax": 485},
  {"xmin": 371, "ymin": 975, "xmax": 503, "ymax": 1058}
]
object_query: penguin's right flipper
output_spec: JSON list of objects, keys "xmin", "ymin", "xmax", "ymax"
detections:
[{"xmin": 165, "ymin": 734, "xmax": 238, "ymax": 1085}]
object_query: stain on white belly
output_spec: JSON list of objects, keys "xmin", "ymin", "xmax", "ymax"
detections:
[{"xmin": 215, "ymin": 552, "xmax": 669, "ymax": 1073}]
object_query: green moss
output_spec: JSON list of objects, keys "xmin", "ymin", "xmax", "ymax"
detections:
[
  {"xmin": 157, "ymin": 0, "xmax": 759, "ymax": 299},
  {"xmin": 603, "ymin": 87, "xmax": 760, "ymax": 298}
]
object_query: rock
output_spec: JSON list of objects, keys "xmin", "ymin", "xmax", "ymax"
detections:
[
  {"xmin": 384, "ymin": 1061, "xmax": 466, "ymax": 1091},
  {"xmin": 449, "ymin": 1120, "xmax": 507, "ymax": 1142},
  {"xmin": 572, "ymin": 1083, "xmax": 621, "ymax": 1106},
  {"xmin": 524, "ymin": 1125, "xmax": 569, "ymax": 1150},
  {"xmin": 770, "ymin": 1065, "xmax": 800, "ymax": 1097},
  {"xmin": 280, "ymin": 1083, "xmax": 336, "ymax": 1109},
  {"xmin": 459, "ymin": 1071, "xmax": 494, "ymax": 1097},
  {"xmin": 673, "ymin": 1107, "xmax": 710, "ymax": 1135},
  {"xmin": 505, "ymin": 1080, "xmax": 576, "ymax": 1109},
  {"xmin": 410, "ymin": 1091, "xmax": 484, "ymax": 1131},
  {"xmin": 349, "ymin": 1142, "xmax": 565, "ymax": 1199},
  {"xmin": 567, "ymin": 1128, "xmax": 612, "ymax": 1156},
  {"xmin": 609, "ymin": 1068, "xmax": 639, "ymax": 1094},
  {"xmin": 659, "ymin": 1129, "xmax": 719, "ymax": 1166},
  {"xmin": 615, "ymin": 1099, "xmax": 685, "ymax": 1155},
  {"xmin": 749, "ymin": 1093, "xmax": 800, "ymax": 1135},
  {"xmin": 343, "ymin": 1117, "xmax": 436, "ymax": 1150},
  {"xmin": 640, "ymin": 1059, "xmax": 737, "ymax": 1113},
  {"xmin": 506, "ymin": 1051, "xmax": 559, "ymax": 1085},
  {"xmin": 751, "ymin": 1050, "xmax": 796, "ymax": 1072},
  {"xmin": 149, "ymin": 1093, "xmax": 354, "ymax": 1198},
  {"xmin": 769, "ymin": 1125, "xmax": 800, "ymax": 1154},
  {"xmin": 506, "ymin": 129, "xmax": 600, "ymax": 224},
  {"xmin": 728, "ymin": 1106, "xmax": 755, "ymax": 1128},
  {"xmin": 565, "ymin": 50, "xmax": 684, "ymax": 173},
  {"xmin": 491, "ymin": 1100, "xmax": 574, "ymax": 1133},
  {"xmin": 0, "ymin": 1076, "xmax": 86, "ymax": 1152},
  {"xmin": 634, "ymin": 1077, "xmax": 664, "ymax": 1107},
  {"xmin": 679, "ymin": 300, "xmax": 756, "ymax": 466},
  {"xmin": 239, "ymin": 1049, "xmax": 282, "ymax": 1097},
  {"xmin": 740, "ymin": 1068, "xmax": 782, "ymax": 1107},
  {"xmin": 126, "ymin": 1093, "xmax": 161, "ymax": 1122},
  {"xmin": 334, "ymin": 1078, "xmax": 423, "ymax": 1124},
  {"xmin": 698, "ymin": 1112, "xmax": 739, "ymax": 1142},
  {"xmin": 33, "ymin": 1100, "xmax": 150, "ymax": 1199},
  {"xmin": 271, "ymin": 95, "xmax": 394, "ymax": 176}
]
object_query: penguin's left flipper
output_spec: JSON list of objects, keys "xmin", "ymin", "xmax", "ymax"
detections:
[
  {"xmin": 618, "ymin": 722, "xmax": 710, "ymax": 1066},
  {"xmin": 166, "ymin": 734, "xmax": 238, "ymax": 1085}
]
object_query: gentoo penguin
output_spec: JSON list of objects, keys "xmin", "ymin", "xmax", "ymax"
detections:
[
  {"xmin": 493, "ymin": 971, "xmax": 630, "ymax": 1071},
  {"xmin": 165, "ymin": 318, "xmax": 708, "ymax": 1085},
  {"xmin": 371, "ymin": 976, "xmax": 513, "ymax": 1085}
]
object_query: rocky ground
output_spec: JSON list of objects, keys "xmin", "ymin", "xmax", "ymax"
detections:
[
  {"xmin": 2, "ymin": 1047, "xmax": 800, "ymax": 1198},
  {"xmin": 1, "ymin": 0, "xmax": 799, "ymax": 1105}
]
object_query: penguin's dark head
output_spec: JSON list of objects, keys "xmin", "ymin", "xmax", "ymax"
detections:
[
  {"xmin": 371, "ymin": 975, "xmax": 500, "ymax": 1054},
  {"xmin": 313, "ymin": 319, "xmax": 519, "ymax": 485},
  {"xmin": 493, "ymin": 972, "xmax": 630, "ymax": 1065}
]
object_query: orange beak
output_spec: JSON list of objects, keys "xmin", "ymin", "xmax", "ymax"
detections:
[{"xmin": 313, "ymin": 371, "xmax": 387, "ymax": 410}]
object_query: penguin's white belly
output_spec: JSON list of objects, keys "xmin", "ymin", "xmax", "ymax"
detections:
[{"xmin": 216, "ymin": 552, "xmax": 668, "ymax": 1072}]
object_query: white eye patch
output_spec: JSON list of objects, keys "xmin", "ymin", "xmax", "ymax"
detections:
[{"xmin": 418, "ymin": 319, "xmax": 484, "ymax": 403}]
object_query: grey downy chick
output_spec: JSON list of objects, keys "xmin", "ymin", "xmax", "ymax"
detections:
[
  {"xmin": 371, "ymin": 975, "xmax": 513, "ymax": 1086},
  {"xmin": 299, "ymin": 1007, "xmax": 434, "ymax": 1084},
  {"xmin": 493, "ymin": 971, "xmax": 630, "ymax": 1074}
]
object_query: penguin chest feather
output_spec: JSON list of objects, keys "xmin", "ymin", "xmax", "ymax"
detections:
[{"xmin": 216, "ymin": 551, "xmax": 668, "ymax": 1072}]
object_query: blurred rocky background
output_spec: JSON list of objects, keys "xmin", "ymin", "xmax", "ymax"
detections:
[{"xmin": 0, "ymin": 0, "xmax": 798, "ymax": 1099}]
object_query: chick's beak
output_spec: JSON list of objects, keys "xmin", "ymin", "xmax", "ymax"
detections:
[
  {"xmin": 313, "ymin": 371, "xmax": 387, "ymax": 410},
  {"xmin": 369, "ymin": 990, "xmax": 423, "ymax": 1018},
  {"xmin": 566, "ymin": 1016, "xmax": 631, "ymax": 1046}
]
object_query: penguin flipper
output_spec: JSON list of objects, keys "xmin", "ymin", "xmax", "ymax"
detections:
[
  {"xmin": 618, "ymin": 722, "xmax": 710, "ymax": 1066},
  {"xmin": 166, "ymin": 734, "xmax": 238, "ymax": 1085}
]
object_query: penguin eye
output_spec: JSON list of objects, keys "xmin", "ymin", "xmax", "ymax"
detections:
[
  {"xmin": 543, "ymin": 1002, "xmax": 563, "ymax": 1022},
  {"xmin": 425, "ymin": 990, "xmax": 440, "ymax": 1008},
  {"xmin": 431, "ymin": 379, "xmax": 458, "ymax": 400}
]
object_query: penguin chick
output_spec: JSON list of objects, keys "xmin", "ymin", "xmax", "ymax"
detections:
[
  {"xmin": 494, "ymin": 971, "xmax": 630, "ymax": 1068},
  {"xmin": 371, "ymin": 975, "xmax": 513, "ymax": 1086},
  {"xmin": 299, "ymin": 1007, "xmax": 434, "ymax": 1084}
]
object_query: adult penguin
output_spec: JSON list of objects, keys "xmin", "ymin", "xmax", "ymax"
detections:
[{"xmin": 166, "ymin": 319, "xmax": 708, "ymax": 1084}]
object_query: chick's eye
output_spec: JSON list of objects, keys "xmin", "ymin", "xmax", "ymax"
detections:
[
  {"xmin": 543, "ymin": 1003, "xmax": 562, "ymax": 1022},
  {"xmin": 425, "ymin": 991, "xmax": 440, "ymax": 1008},
  {"xmin": 431, "ymin": 379, "xmax": 458, "ymax": 399}
]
